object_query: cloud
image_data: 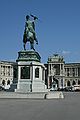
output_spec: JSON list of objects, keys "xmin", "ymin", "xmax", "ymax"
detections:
[{"xmin": 62, "ymin": 50, "xmax": 71, "ymax": 55}]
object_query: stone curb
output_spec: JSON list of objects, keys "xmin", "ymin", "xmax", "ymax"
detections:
[{"xmin": 0, "ymin": 92, "xmax": 64, "ymax": 99}]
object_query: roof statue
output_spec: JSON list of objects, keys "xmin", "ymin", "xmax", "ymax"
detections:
[{"xmin": 23, "ymin": 14, "xmax": 38, "ymax": 51}]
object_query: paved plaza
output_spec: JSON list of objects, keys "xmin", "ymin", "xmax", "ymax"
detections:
[{"xmin": 0, "ymin": 92, "xmax": 80, "ymax": 120}]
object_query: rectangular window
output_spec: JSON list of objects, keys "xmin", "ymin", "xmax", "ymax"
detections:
[
  {"xmin": 61, "ymin": 64, "xmax": 63, "ymax": 70},
  {"xmin": 61, "ymin": 79, "xmax": 63, "ymax": 87},
  {"xmin": 78, "ymin": 68, "xmax": 80, "ymax": 77},
  {"xmin": 72, "ymin": 68, "xmax": 75, "ymax": 77},
  {"xmin": 50, "ymin": 64, "xmax": 51, "ymax": 70},
  {"xmin": 55, "ymin": 64, "xmax": 60, "ymax": 75},
  {"xmin": 67, "ymin": 68, "xmax": 70, "ymax": 76},
  {"xmin": 42, "ymin": 68, "xmax": 44, "ymax": 80}
]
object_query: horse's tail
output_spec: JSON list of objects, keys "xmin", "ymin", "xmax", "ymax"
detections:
[{"xmin": 23, "ymin": 29, "xmax": 27, "ymax": 43}]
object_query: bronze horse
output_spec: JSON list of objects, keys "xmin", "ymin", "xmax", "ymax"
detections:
[{"xmin": 23, "ymin": 15, "xmax": 38, "ymax": 51}]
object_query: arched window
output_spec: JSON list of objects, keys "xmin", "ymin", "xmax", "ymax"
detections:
[
  {"xmin": 72, "ymin": 80, "xmax": 76, "ymax": 85},
  {"xmin": 7, "ymin": 80, "xmax": 10, "ymax": 85},
  {"xmin": 2, "ymin": 80, "xmax": 5, "ymax": 86},
  {"xmin": 78, "ymin": 80, "xmax": 80, "ymax": 85},
  {"xmin": 67, "ymin": 80, "xmax": 71, "ymax": 86}
]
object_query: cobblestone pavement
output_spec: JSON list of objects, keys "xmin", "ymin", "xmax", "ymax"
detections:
[{"xmin": 0, "ymin": 92, "xmax": 80, "ymax": 120}]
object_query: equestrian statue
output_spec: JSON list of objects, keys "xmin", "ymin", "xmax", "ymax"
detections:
[{"xmin": 23, "ymin": 14, "xmax": 38, "ymax": 51}]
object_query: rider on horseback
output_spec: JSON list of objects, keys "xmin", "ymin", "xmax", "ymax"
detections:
[{"xmin": 23, "ymin": 15, "xmax": 38, "ymax": 50}]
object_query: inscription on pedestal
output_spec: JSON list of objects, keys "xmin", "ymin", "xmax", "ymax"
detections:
[
  {"xmin": 35, "ymin": 68, "xmax": 39, "ymax": 78},
  {"xmin": 21, "ymin": 66, "xmax": 30, "ymax": 79}
]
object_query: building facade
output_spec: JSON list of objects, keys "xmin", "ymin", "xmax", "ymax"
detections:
[
  {"xmin": 0, "ymin": 54, "xmax": 80, "ymax": 91},
  {"xmin": 64, "ymin": 63, "xmax": 80, "ymax": 87},
  {"xmin": 0, "ymin": 61, "xmax": 16, "ymax": 89},
  {"xmin": 47, "ymin": 54, "xmax": 80, "ymax": 90}
]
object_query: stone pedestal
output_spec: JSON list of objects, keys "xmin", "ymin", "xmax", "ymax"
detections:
[{"xmin": 15, "ymin": 50, "xmax": 47, "ymax": 93}]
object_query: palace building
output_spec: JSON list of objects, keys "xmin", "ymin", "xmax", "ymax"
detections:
[
  {"xmin": 0, "ymin": 61, "xmax": 16, "ymax": 89},
  {"xmin": 46, "ymin": 54, "xmax": 80, "ymax": 90},
  {"xmin": 0, "ymin": 54, "xmax": 80, "ymax": 91}
]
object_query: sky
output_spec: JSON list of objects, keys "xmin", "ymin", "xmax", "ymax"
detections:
[{"xmin": 0, "ymin": 0, "xmax": 80, "ymax": 63}]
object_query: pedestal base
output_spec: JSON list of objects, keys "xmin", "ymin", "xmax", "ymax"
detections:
[{"xmin": 14, "ymin": 50, "xmax": 47, "ymax": 93}]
